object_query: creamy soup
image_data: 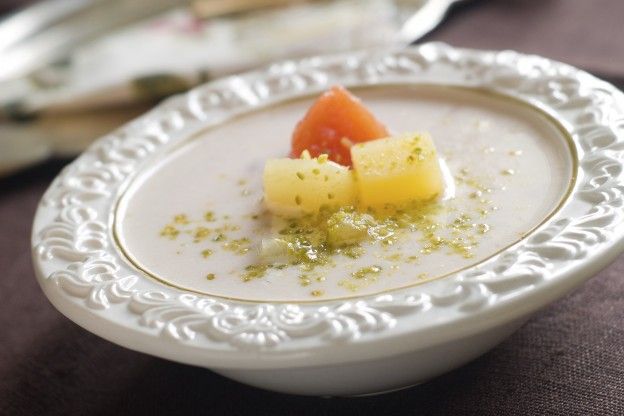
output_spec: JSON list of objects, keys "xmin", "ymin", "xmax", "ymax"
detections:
[{"xmin": 115, "ymin": 86, "xmax": 574, "ymax": 301}]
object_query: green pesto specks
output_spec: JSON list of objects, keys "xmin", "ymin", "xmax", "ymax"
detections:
[
  {"xmin": 340, "ymin": 245, "xmax": 364, "ymax": 259},
  {"xmin": 173, "ymin": 214, "xmax": 189, "ymax": 225},
  {"xmin": 339, "ymin": 264, "xmax": 383, "ymax": 292},
  {"xmin": 386, "ymin": 253, "xmax": 402, "ymax": 261},
  {"xmin": 477, "ymin": 223, "xmax": 490, "ymax": 234},
  {"xmin": 260, "ymin": 198, "xmax": 483, "ymax": 274},
  {"xmin": 156, "ymin": 163, "xmax": 497, "ymax": 294},
  {"xmin": 242, "ymin": 264, "xmax": 268, "ymax": 282},
  {"xmin": 299, "ymin": 274, "xmax": 312, "ymax": 287},
  {"xmin": 160, "ymin": 225, "xmax": 179, "ymax": 239},
  {"xmin": 212, "ymin": 233, "xmax": 226, "ymax": 242},
  {"xmin": 352, "ymin": 265, "xmax": 382, "ymax": 279},
  {"xmin": 194, "ymin": 227, "xmax": 211, "ymax": 242},
  {"xmin": 224, "ymin": 238, "xmax": 251, "ymax": 254}
]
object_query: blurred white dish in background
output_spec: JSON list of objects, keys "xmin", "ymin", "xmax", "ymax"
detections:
[
  {"xmin": 0, "ymin": 0, "xmax": 420, "ymax": 115},
  {"xmin": 0, "ymin": 0, "xmax": 461, "ymax": 177}
]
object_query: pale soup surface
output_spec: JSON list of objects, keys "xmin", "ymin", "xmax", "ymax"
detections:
[{"xmin": 115, "ymin": 86, "xmax": 572, "ymax": 301}]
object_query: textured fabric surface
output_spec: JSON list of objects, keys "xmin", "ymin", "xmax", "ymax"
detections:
[
  {"xmin": 431, "ymin": 0, "xmax": 624, "ymax": 80},
  {"xmin": 1, "ymin": 0, "xmax": 624, "ymax": 414}
]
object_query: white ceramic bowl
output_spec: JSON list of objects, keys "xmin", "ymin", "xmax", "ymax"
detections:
[{"xmin": 32, "ymin": 43, "xmax": 624, "ymax": 396}]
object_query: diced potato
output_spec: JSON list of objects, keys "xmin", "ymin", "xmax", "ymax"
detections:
[
  {"xmin": 351, "ymin": 133, "xmax": 443, "ymax": 207},
  {"xmin": 260, "ymin": 238, "xmax": 291, "ymax": 263},
  {"xmin": 263, "ymin": 156, "xmax": 356, "ymax": 215}
]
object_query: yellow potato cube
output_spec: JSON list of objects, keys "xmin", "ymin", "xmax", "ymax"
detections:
[
  {"xmin": 351, "ymin": 133, "xmax": 443, "ymax": 207},
  {"xmin": 263, "ymin": 156, "xmax": 356, "ymax": 216}
]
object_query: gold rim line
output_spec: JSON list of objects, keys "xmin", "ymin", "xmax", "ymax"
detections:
[{"xmin": 110, "ymin": 84, "xmax": 579, "ymax": 305}]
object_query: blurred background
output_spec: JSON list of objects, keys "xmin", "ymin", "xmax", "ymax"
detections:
[
  {"xmin": 1, "ymin": 0, "xmax": 623, "ymax": 178},
  {"xmin": 0, "ymin": 0, "xmax": 461, "ymax": 176},
  {"xmin": 1, "ymin": 1, "xmax": 623, "ymax": 415}
]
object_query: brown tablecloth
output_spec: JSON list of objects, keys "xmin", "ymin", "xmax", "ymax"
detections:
[{"xmin": 1, "ymin": 1, "xmax": 624, "ymax": 414}]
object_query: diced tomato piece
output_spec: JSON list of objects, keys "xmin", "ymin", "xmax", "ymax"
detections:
[{"xmin": 290, "ymin": 86, "xmax": 389, "ymax": 166}]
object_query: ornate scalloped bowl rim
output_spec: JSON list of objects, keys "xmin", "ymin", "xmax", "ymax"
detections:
[{"xmin": 32, "ymin": 43, "xmax": 624, "ymax": 370}]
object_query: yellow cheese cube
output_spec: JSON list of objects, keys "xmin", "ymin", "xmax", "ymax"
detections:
[
  {"xmin": 263, "ymin": 156, "xmax": 356, "ymax": 216},
  {"xmin": 351, "ymin": 133, "xmax": 443, "ymax": 207}
]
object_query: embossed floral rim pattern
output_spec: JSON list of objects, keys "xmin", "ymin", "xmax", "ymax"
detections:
[{"xmin": 32, "ymin": 43, "xmax": 624, "ymax": 369}]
